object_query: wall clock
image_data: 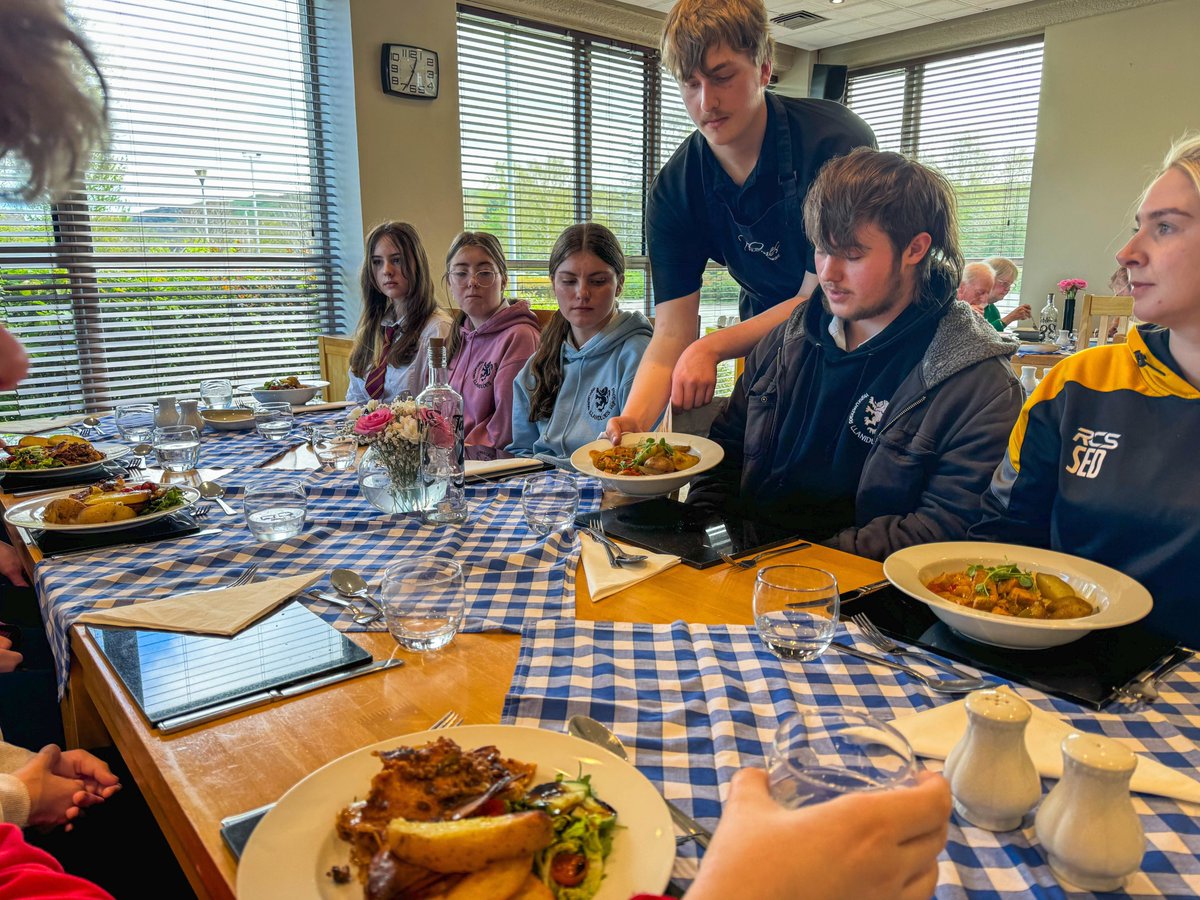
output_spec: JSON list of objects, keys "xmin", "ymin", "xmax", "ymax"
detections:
[{"xmin": 381, "ymin": 44, "xmax": 439, "ymax": 99}]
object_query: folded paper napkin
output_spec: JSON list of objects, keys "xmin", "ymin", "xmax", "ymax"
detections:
[
  {"xmin": 580, "ymin": 533, "xmax": 679, "ymax": 603},
  {"xmin": 465, "ymin": 457, "xmax": 544, "ymax": 479},
  {"xmin": 292, "ymin": 400, "xmax": 355, "ymax": 414},
  {"xmin": 1, "ymin": 414, "xmax": 94, "ymax": 435},
  {"xmin": 76, "ymin": 570, "xmax": 324, "ymax": 636},
  {"xmin": 890, "ymin": 685, "xmax": 1200, "ymax": 804}
]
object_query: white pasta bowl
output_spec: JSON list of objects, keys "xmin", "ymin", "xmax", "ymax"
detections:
[
  {"xmin": 239, "ymin": 379, "xmax": 329, "ymax": 406},
  {"xmin": 883, "ymin": 542, "xmax": 1153, "ymax": 650},
  {"xmin": 570, "ymin": 432, "xmax": 724, "ymax": 497},
  {"xmin": 199, "ymin": 408, "xmax": 256, "ymax": 431}
]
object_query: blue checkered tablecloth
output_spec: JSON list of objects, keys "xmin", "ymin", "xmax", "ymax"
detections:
[
  {"xmin": 502, "ymin": 619, "xmax": 1200, "ymax": 898},
  {"xmin": 36, "ymin": 475, "xmax": 602, "ymax": 693}
]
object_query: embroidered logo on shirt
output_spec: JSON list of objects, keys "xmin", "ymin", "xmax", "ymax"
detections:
[
  {"xmin": 737, "ymin": 234, "xmax": 781, "ymax": 261},
  {"xmin": 472, "ymin": 360, "xmax": 495, "ymax": 388},
  {"xmin": 848, "ymin": 394, "xmax": 889, "ymax": 444},
  {"xmin": 587, "ymin": 386, "xmax": 617, "ymax": 420},
  {"xmin": 1065, "ymin": 427, "xmax": 1121, "ymax": 479}
]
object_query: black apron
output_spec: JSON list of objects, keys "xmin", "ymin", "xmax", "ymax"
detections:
[{"xmin": 702, "ymin": 93, "xmax": 808, "ymax": 321}]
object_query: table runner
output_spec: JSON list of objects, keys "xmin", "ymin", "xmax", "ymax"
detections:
[
  {"xmin": 37, "ymin": 476, "xmax": 602, "ymax": 693},
  {"xmin": 502, "ymin": 619, "xmax": 1200, "ymax": 898}
]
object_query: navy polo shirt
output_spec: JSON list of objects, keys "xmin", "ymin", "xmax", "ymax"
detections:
[{"xmin": 647, "ymin": 93, "xmax": 876, "ymax": 315}]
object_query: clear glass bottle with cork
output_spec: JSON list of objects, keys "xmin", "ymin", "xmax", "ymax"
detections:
[{"xmin": 416, "ymin": 337, "xmax": 467, "ymax": 524}]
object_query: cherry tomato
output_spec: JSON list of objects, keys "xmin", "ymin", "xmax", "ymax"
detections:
[{"xmin": 550, "ymin": 851, "xmax": 588, "ymax": 887}]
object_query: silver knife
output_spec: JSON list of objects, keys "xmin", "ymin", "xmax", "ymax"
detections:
[
  {"xmin": 156, "ymin": 658, "xmax": 404, "ymax": 733},
  {"xmin": 788, "ymin": 579, "xmax": 890, "ymax": 609}
]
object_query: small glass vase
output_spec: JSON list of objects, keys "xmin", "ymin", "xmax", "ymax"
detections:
[{"xmin": 356, "ymin": 443, "xmax": 424, "ymax": 514}]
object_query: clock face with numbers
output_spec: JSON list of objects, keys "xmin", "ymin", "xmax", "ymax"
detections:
[{"xmin": 381, "ymin": 44, "xmax": 439, "ymax": 99}]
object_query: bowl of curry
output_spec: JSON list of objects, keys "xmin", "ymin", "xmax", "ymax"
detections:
[{"xmin": 570, "ymin": 433, "xmax": 724, "ymax": 497}]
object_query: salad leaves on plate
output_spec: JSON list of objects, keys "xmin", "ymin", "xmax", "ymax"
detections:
[{"xmin": 515, "ymin": 773, "xmax": 618, "ymax": 900}]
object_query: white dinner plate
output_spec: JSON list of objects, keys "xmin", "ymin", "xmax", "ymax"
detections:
[
  {"xmin": 3, "ymin": 484, "xmax": 201, "ymax": 533},
  {"xmin": 1020, "ymin": 341, "xmax": 1061, "ymax": 353},
  {"xmin": 571, "ymin": 432, "xmax": 723, "ymax": 496},
  {"xmin": 0, "ymin": 441, "xmax": 131, "ymax": 477},
  {"xmin": 883, "ymin": 541, "xmax": 1153, "ymax": 650},
  {"xmin": 237, "ymin": 724, "xmax": 676, "ymax": 900}
]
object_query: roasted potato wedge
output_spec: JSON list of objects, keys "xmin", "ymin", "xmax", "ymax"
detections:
[
  {"xmin": 43, "ymin": 497, "xmax": 87, "ymax": 524},
  {"xmin": 508, "ymin": 873, "xmax": 555, "ymax": 900},
  {"xmin": 47, "ymin": 434, "xmax": 90, "ymax": 445},
  {"xmin": 17, "ymin": 436, "xmax": 51, "ymax": 447},
  {"xmin": 386, "ymin": 811, "xmax": 554, "ymax": 874},
  {"xmin": 430, "ymin": 856, "xmax": 532, "ymax": 900},
  {"xmin": 76, "ymin": 501, "xmax": 137, "ymax": 524},
  {"xmin": 83, "ymin": 490, "xmax": 151, "ymax": 507}
]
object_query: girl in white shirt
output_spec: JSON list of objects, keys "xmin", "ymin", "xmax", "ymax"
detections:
[{"xmin": 346, "ymin": 222, "xmax": 452, "ymax": 402}]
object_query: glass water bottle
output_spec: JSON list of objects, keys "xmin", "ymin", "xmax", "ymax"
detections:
[{"xmin": 416, "ymin": 338, "xmax": 467, "ymax": 524}]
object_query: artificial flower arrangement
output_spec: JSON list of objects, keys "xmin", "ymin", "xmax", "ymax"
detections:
[{"xmin": 1057, "ymin": 278, "xmax": 1088, "ymax": 301}]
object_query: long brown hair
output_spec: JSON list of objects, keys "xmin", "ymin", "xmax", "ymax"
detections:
[
  {"xmin": 349, "ymin": 222, "xmax": 438, "ymax": 378},
  {"xmin": 526, "ymin": 223, "xmax": 625, "ymax": 422},
  {"xmin": 443, "ymin": 231, "xmax": 508, "ymax": 366}
]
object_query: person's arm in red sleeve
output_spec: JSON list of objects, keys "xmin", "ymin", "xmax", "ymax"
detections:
[{"xmin": 0, "ymin": 823, "xmax": 114, "ymax": 899}]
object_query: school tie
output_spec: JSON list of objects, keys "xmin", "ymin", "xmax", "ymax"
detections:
[{"xmin": 364, "ymin": 324, "xmax": 397, "ymax": 400}]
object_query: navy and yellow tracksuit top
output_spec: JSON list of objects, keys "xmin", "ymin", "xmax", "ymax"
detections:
[{"xmin": 973, "ymin": 326, "xmax": 1200, "ymax": 647}]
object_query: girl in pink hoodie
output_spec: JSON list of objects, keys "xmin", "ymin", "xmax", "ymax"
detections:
[{"xmin": 444, "ymin": 232, "xmax": 542, "ymax": 448}]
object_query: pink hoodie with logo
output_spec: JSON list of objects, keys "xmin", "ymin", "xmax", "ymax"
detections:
[{"xmin": 448, "ymin": 299, "xmax": 541, "ymax": 448}]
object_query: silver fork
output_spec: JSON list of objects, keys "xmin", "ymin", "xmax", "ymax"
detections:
[
  {"xmin": 430, "ymin": 710, "xmax": 463, "ymax": 729},
  {"xmin": 191, "ymin": 562, "xmax": 260, "ymax": 593},
  {"xmin": 850, "ymin": 613, "xmax": 982, "ymax": 681},
  {"xmin": 720, "ymin": 541, "xmax": 812, "ymax": 569},
  {"xmin": 583, "ymin": 516, "xmax": 646, "ymax": 566}
]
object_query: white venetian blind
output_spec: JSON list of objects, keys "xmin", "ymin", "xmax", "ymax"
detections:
[
  {"xmin": 846, "ymin": 39, "xmax": 1044, "ymax": 310},
  {"xmin": 0, "ymin": 0, "xmax": 348, "ymax": 421}
]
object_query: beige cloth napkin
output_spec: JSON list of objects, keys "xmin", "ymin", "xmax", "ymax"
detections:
[
  {"xmin": 76, "ymin": 571, "xmax": 323, "ymax": 636},
  {"xmin": 1, "ymin": 414, "xmax": 93, "ymax": 435},
  {"xmin": 890, "ymin": 685, "xmax": 1200, "ymax": 804},
  {"xmin": 465, "ymin": 457, "xmax": 544, "ymax": 478},
  {"xmin": 292, "ymin": 400, "xmax": 355, "ymax": 414},
  {"xmin": 580, "ymin": 533, "xmax": 679, "ymax": 602}
]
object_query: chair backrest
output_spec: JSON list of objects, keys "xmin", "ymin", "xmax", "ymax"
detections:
[{"xmin": 1077, "ymin": 293, "xmax": 1134, "ymax": 347}]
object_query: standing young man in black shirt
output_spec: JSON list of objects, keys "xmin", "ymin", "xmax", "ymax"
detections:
[{"xmin": 607, "ymin": 0, "xmax": 875, "ymax": 439}]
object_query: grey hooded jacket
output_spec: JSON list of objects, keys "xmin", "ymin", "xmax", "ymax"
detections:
[{"xmin": 689, "ymin": 286, "xmax": 1023, "ymax": 560}]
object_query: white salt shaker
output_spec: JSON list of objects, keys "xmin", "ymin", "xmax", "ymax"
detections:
[
  {"xmin": 177, "ymin": 398, "xmax": 205, "ymax": 431},
  {"xmin": 1019, "ymin": 365, "xmax": 1039, "ymax": 396},
  {"xmin": 943, "ymin": 689, "xmax": 1041, "ymax": 831},
  {"xmin": 154, "ymin": 396, "xmax": 180, "ymax": 428},
  {"xmin": 1035, "ymin": 733, "xmax": 1144, "ymax": 891}
]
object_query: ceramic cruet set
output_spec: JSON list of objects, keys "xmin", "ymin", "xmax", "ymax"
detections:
[{"xmin": 943, "ymin": 688, "xmax": 1144, "ymax": 892}]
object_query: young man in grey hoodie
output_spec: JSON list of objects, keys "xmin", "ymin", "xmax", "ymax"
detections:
[{"xmin": 689, "ymin": 147, "xmax": 1022, "ymax": 560}]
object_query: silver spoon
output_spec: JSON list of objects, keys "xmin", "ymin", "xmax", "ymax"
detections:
[
  {"xmin": 198, "ymin": 480, "xmax": 236, "ymax": 515},
  {"xmin": 567, "ymin": 715, "xmax": 712, "ymax": 849},
  {"xmin": 331, "ymin": 567, "xmax": 384, "ymax": 616},
  {"xmin": 303, "ymin": 589, "xmax": 379, "ymax": 625},
  {"xmin": 827, "ymin": 643, "xmax": 991, "ymax": 694}
]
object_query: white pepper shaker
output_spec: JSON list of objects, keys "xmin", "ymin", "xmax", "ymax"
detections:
[
  {"xmin": 154, "ymin": 395, "xmax": 180, "ymax": 428},
  {"xmin": 943, "ymin": 689, "xmax": 1041, "ymax": 831},
  {"xmin": 1035, "ymin": 733, "xmax": 1144, "ymax": 891}
]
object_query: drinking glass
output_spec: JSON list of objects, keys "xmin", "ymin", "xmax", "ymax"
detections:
[
  {"xmin": 767, "ymin": 709, "xmax": 917, "ymax": 809},
  {"xmin": 199, "ymin": 379, "xmax": 234, "ymax": 409},
  {"xmin": 152, "ymin": 425, "xmax": 201, "ymax": 472},
  {"xmin": 753, "ymin": 565, "xmax": 840, "ymax": 662},
  {"xmin": 242, "ymin": 483, "xmax": 307, "ymax": 542},
  {"xmin": 521, "ymin": 472, "xmax": 580, "ymax": 534},
  {"xmin": 312, "ymin": 426, "xmax": 356, "ymax": 470},
  {"xmin": 253, "ymin": 401, "xmax": 293, "ymax": 440},
  {"xmin": 380, "ymin": 560, "xmax": 465, "ymax": 652},
  {"xmin": 115, "ymin": 403, "xmax": 155, "ymax": 442}
]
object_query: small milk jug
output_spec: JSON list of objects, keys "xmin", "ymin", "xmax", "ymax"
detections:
[
  {"xmin": 154, "ymin": 396, "xmax": 180, "ymax": 428},
  {"xmin": 1019, "ymin": 366, "xmax": 1039, "ymax": 397},
  {"xmin": 943, "ymin": 689, "xmax": 1041, "ymax": 831},
  {"xmin": 177, "ymin": 399, "xmax": 205, "ymax": 431},
  {"xmin": 1035, "ymin": 733, "xmax": 1144, "ymax": 891}
]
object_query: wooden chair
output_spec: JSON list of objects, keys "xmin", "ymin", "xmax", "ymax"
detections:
[
  {"xmin": 318, "ymin": 334, "xmax": 354, "ymax": 401},
  {"xmin": 1076, "ymin": 294, "xmax": 1134, "ymax": 346}
]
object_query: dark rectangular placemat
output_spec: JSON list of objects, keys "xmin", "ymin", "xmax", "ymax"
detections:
[
  {"xmin": 0, "ymin": 459, "xmax": 131, "ymax": 494},
  {"xmin": 30, "ymin": 510, "xmax": 202, "ymax": 558},
  {"xmin": 579, "ymin": 497, "xmax": 803, "ymax": 569},
  {"xmin": 847, "ymin": 586, "xmax": 1189, "ymax": 710}
]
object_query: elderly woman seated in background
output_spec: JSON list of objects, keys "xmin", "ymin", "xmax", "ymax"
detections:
[
  {"xmin": 956, "ymin": 261, "xmax": 995, "ymax": 314},
  {"xmin": 982, "ymin": 257, "xmax": 1032, "ymax": 330}
]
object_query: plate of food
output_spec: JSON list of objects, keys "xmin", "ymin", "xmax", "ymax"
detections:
[
  {"xmin": 1019, "ymin": 341, "xmax": 1060, "ymax": 353},
  {"xmin": 240, "ymin": 376, "xmax": 330, "ymax": 406},
  {"xmin": 3, "ymin": 478, "xmax": 200, "ymax": 533},
  {"xmin": 237, "ymin": 724, "xmax": 675, "ymax": 900},
  {"xmin": 571, "ymin": 432, "xmax": 723, "ymax": 497},
  {"xmin": 883, "ymin": 542, "xmax": 1153, "ymax": 650},
  {"xmin": 0, "ymin": 435, "xmax": 131, "ymax": 476}
]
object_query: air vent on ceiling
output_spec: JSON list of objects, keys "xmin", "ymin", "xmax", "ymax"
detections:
[{"xmin": 771, "ymin": 10, "xmax": 828, "ymax": 30}]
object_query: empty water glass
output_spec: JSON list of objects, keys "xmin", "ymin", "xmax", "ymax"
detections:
[
  {"xmin": 152, "ymin": 425, "xmax": 201, "ymax": 472},
  {"xmin": 254, "ymin": 401, "xmax": 293, "ymax": 440},
  {"xmin": 243, "ymin": 483, "xmax": 307, "ymax": 542},
  {"xmin": 753, "ymin": 565, "xmax": 840, "ymax": 662},
  {"xmin": 380, "ymin": 559, "xmax": 465, "ymax": 651},
  {"xmin": 768, "ymin": 709, "xmax": 917, "ymax": 809},
  {"xmin": 199, "ymin": 379, "xmax": 234, "ymax": 409},
  {"xmin": 521, "ymin": 472, "xmax": 580, "ymax": 534},
  {"xmin": 312, "ymin": 426, "xmax": 355, "ymax": 470},
  {"xmin": 115, "ymin": 403, "xmax": 155, "ymax": 442}
]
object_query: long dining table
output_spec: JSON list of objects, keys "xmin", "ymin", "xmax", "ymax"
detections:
[{"xmin": 3, "ymin": 421, "xmax": 1199, "ymax": 900}]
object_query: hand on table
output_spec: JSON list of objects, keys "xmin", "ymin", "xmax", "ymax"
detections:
[
  {"xmin": 13, "ymin": 746, "xmax": 121, "ymax": 830},
  {"xmin": 684, "ymin": 768, "xmax": 951, "ymax": 900},
  {"xmin": 0, "ymin": 542, "xmax": 28, "ymax": 587}
]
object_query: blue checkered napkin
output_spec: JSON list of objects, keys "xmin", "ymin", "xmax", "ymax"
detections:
[
  {"xmin": 37, "ymin": 477, "xmax": 603, "ymax": 695},
  {"xmin": 502, "ymin": 620, "xmax": 1200, "ymax": 897}
]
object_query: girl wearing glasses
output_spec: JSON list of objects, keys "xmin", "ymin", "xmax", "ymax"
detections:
[
  {"xmin": 346, "ymin": 222, "xmax": 453, "ymax": 403},
  {"xmin": 508, "ymin": 223, "xmax": 653, "ymax": 468},
  {"xmin": 443, "ymin": 232, "xmax": 541, "ymax": 448}
]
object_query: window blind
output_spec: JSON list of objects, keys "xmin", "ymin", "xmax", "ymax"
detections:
[
  {"xmin": 846, "ymin": 39, "xmax": 1044, "ymax": 312},
  {"xmin": 0, "ymin": 0, "xmax": 346, "ymax": 421}
]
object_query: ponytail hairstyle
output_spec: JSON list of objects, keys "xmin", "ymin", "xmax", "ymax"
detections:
[
  {"xmin": 349, "ymin": 222, "xmax": 437, "ymax": 378},
  {"xmin": 443, "ymin": 231, "xmax": 509, "ymax": 366},
  {"xmin": 526, "ymin": 223, "xmax": 625, "ymax": 422}
]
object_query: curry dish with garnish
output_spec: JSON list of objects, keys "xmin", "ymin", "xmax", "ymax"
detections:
[{"xmin": 924, "ymin": 564, "xmax": 1094, "ymax": 620}]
